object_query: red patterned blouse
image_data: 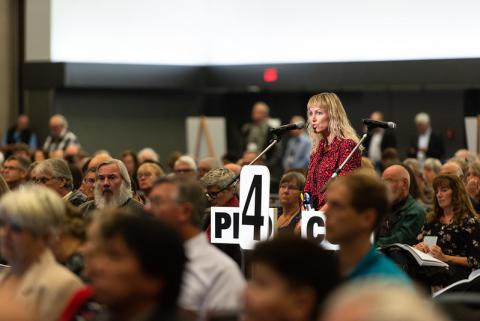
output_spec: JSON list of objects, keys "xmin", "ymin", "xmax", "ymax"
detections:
[{"xmin": 304, "ymin": 137, "xmax": 362, "ymax": 210}]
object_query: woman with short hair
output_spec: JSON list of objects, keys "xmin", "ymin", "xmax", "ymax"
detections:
[
  {"xmin": 277, "ymin": 172, "xmax": 305, "ymax": 233},
  {"xmin": 0, "ymin": 185, "xmax": 83, "ymax": 321}
]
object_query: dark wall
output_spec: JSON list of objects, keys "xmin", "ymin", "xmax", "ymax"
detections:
[{"xmin": 53, "ymin": 89, "xmax": 203, "ymax": 160}]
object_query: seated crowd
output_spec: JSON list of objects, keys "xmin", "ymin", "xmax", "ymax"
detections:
[{"xmin": 0, "ymin": 111, "xmax": 479, "ymax": 321}]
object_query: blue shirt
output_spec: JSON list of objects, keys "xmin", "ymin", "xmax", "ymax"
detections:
[
  {"xmin": 349, "ymin": 246, "xmax": 411, "ymax": 284},
  {"xmin": 1, "ymin": 129, "xmax": 38, "ymax": 150},
  {"xmin": 282, "ymin": 133, "xmax": 311, "ymax": 171}
]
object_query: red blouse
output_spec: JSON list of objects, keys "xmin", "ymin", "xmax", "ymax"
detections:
[{"xmin": 304, "ymin": 137, "xmax": 361, "ymax": 210}]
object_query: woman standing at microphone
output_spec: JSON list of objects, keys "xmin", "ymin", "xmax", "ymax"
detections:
[{"xmin": 304, "ymin": 92, "xmax": 361, "ymax": 210}]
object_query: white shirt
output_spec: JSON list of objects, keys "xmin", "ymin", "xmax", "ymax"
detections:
[
  {"xmin": 417, "ymin": 127, "xmax": 432, "ymax": 162},
  {"xmin": 179, "ymin": 233, "xmax": 246, "ymax": 321},
  {"xmin": 368, "ymin": 130, "xmax": 383, "ymax": 162}
]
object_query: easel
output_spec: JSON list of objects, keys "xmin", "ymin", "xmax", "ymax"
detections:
[{"xmin": 194, "ymin": 115, "xmax": 217, "ymax": 160}]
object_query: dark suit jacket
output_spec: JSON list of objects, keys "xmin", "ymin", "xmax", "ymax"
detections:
[
  {"xmin": 407, "ymin": 131, "xmax": 445, "ymax": 160},
  {"xmin": 363, "ymin": 129, "xmax": 397, "ymax": 156}
]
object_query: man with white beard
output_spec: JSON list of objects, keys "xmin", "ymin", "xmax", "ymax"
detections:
[{"xmin": 80, "ymin": 159, "xmax": 143, "ymax": 217}]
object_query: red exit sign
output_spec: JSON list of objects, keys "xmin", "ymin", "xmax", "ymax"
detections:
[{"xmin": 263, "ymin": 68, "xmax": 278, "ymax": 83}]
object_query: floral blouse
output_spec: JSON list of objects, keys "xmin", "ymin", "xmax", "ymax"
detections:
[
  {"xmin": 304, "ymin": 137, "xmax": 361, "ymax": 210},
  {"xmin": 417, "ymin": 216, "xmax": 480, "ymax": 269}
]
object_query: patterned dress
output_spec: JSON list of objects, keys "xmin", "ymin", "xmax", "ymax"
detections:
[
  {"xmin": 417, "ymin": 216, "xmax": 480, "ymax": 280},
  {"xmin": 304, "ymin": 137, "xmax": 361, "ymax": 209}
]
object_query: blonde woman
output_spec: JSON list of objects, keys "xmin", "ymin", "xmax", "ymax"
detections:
[{"xmin": 304, "ymin": 93, "xmax": 361, "ymax": 210}]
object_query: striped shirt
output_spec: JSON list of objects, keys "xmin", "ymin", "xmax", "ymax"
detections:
[{"xmin": 43, "ymin": 129, "xmax": 79, "ymax": 152}]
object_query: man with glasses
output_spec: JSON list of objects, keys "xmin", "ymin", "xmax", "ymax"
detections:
[
  {"xmin": 30, "ymin": 158, "xmax": 88, "ymax": 207},
  {"xmin": 145, "ymin": 177, "xmax": 245, "ymax": 321},
  {"xmin": 324, "ymin": 169, "xmax": 409, "ymax": 282},
  {"xmin": 80, "ymin": 159, "xmax": 143, "ymax": 217},
  {"xmin": 376, "ymin": 164, "xmax": 426, "ymax": 246},
  {"xmin": 0, "ymin": 155, "xmax": 30, "ymax": 190}
]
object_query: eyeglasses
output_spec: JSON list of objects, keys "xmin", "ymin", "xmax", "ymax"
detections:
[
  {"xmin": 137, "ymin": 172, "xmax": 153, "ymax": 179},
  {"xmin": 279, "ymin": 184, "xmax": 300, "ymax": 191}
]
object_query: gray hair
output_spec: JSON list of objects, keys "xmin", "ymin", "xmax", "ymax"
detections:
[
  {"xmin": 323, "ymin": 280, "xmax": 449, "ymax": 321},
  {"xmin": 32, "ymin": 158, "xmax": 74, "ymax": 190},
  {"xmin": 51, "ymin": 114, "xmax": 69, "ymax": 129},
  {"xmin": 96, "ymin": 159, "xmax": 132, "ymax": 191},
  {"xmin": 424, "ymin": 158, "xmax": 442, "ymax": 174},
  {"xmin": 138, "ymin": 147, "xmax": 159, "ymax": 163},
  {"xmin": 414, "ymin": 112, "xmax": 430, "ymax": 125},
  {"xmin": 0, "ymin": 185, "xmax": 66, "ymax": 236},
  {"xmin": 200, "ymin": 168, "xmax": 236, "ymax": 189},
  {"xmin": 175, "ymin": 155, "xmax": 197, "ymax": 171}
]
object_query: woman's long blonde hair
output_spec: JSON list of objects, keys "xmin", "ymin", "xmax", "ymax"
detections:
[{"xmin": 306, "ymin": 92, "xmax": 359, "ymax": 151}]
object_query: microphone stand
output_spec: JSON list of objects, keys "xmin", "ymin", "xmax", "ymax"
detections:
[
  {"xmin": 319, "ymin": 131, "xmax": 369, "ymax": 193},
  {"xmin": 223, "ymin": 132, "xmax": 284, "ymax": 189}
]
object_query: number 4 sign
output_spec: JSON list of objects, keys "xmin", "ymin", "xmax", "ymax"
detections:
[{"xmin": 211, "ymin": 165, "xmax": 275, "ymax": 250}]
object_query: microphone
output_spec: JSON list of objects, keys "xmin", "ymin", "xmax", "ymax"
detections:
[
  {"xmin": 269, "ymin": 122, "xmax": 306, "ymax": 135},
  {"xmin": 362, "ymin": 119, "xmax": 396, "ymax": 129}
]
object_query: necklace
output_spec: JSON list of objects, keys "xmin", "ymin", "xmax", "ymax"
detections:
[{"xmin": 278, "ymin": 206, "xmax": 301, "ymax": 227}]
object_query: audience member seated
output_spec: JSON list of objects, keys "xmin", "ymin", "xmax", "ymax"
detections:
[
  {"xmin": 224, "ymin": 162, "xmax": 241, "ymax": 176},
  {"xmin": 414, "ymin": 175, "xmax": 480, "ymax": 286},
  {"xmin": 43, "ymin": 114, "xmax": 80, "ymax": 153},
  {"xmin": 440, "ymin": 161, "xmax": 463, "ymax": 179},
  {"xmin": 32, "ymin": 148, "xmax": 48, "ymax": 162},
  {"xmin": 11, "ymin": 143, "xmax": 31, "ymax": 160},
  {"xmin": 0, "ymin": 114, "xmax": 38, "ymax": 157},
  {"xmin": 0, "ymin": 155, "xmax": 30, "ymax": 190},
  {"xmin": 244, "ymin": 235, "xmax": 340, "ymax": 321},
  {"xmin": 466, "ymin": 160, "xmax": 480, "ymax": 212},
  {"xmin": 0, "ymin": 185, "xmax": 83, "ymax": 321},
  {"xmin": 377, "ymin": 165, "xmax": 426, "ymax": 246},
  {"xmin": 51, "ymin": 204, "xmax": 87, "ymax": 278},
  {"xmin": 322, "ymin": 280, "xmax": 449, "ymax": 321},
  {"xmin": 403, "ymin": 158, "xmax": 429, "ymax": 206},
  {"xmin": 173, "ymin": 155, "xmax": 197, "ymax": 180},
  {"xmin": 380, "ymin": 147, "xmax": 400, "ymax": 172},
  {"xmin": 423, "ymin": 158, "xmax": 442, "ymax": 203},
  {"xmin": 136, "ymin": 162, "xmax": 165, "ymax": 201},
  {"xmin": 31, "ymin": 158, "xmax": 88, "ymax": 207},
  {"xmin": 325, "ymin": 169, "xmax": 410, "ymax": 282},
  {"xmin": 146, "ymin": 177, "xmax": 245, "ymax": 321},
  {"xmin": 0, "ymin": 175, "xmax": 9, "ymax": 197},
  {"xmin": 80, "ymin": 159, "xmax": 143, "ymax": 216},
  {"xmin": 277, "ymin": 171, "xmax": 305, "ymax": 233},
  {"xmin": 200, "ymin": 168, "xmax": 242, "ymax": 267},
  {"xmin": 282, "ymin": 115, "xmax": 311, "ymax": 172},
  {"xmin": 198, "ymin": 156, "xmax": 222, "ymax": 179},
  {"xmin": 120, "ymin": 149, "xmax": 139, "ymax": 178},
  {"xmin": 78, "ymin": 170, "xmax": 96, "ymax": 200},
  {"xmin": 137, "ymin": 147, "xmax": 159, "ymax": 164},
  {"xmin": 81, "ymin": 209, "xmax": 186, "ymax": 321}
]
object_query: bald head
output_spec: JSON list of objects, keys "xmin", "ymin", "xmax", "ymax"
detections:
[
  {"xmin": 382, "ymin": 165, "xmax": 410, "ymax": 203},
  {"xmin": 370, "ymin": 111, "xmax": 384, "ymax": 122},
  {"xmin": 88, "ymin": 153, "xmax": 112, "ymax": 173},
  {"xmin": 441, "ymin": 162, "xmax": 463, "ymax": 178}
]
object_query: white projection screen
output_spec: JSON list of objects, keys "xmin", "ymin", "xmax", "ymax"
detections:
[{"xmin": 44, "ymin": 0, "xmax": 480, "ymax": 65}]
